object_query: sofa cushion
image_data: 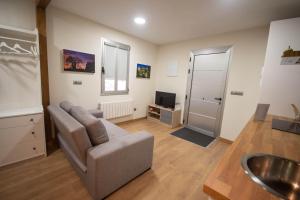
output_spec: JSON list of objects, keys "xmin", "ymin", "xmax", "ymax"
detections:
[
  {"xmin": 88, "ymin": 109, "xmax": 103, "ymax": 118},
  {"xmin": 71, "ymin": 106, "xmax": 109, "ymax": 146},
  {"xmin": 47, "ymin": 105, "xmax": 92, "ymax": 164},
  {"xmin": 100, "ymin": 119, "xmax": 128, "ymax": 140},
  {"xmin": 60, "ymin": 101, "xmax": 73, "ymax": 113}
]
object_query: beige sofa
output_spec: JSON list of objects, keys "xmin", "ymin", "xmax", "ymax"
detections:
[{"xmin": 48, "ymin": 103, "xmax": 154, "ymax": 200}]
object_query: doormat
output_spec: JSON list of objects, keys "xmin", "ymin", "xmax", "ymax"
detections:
[{"xmin": 171, "ymin": 128, "xmax": 215, "ymax": 147}]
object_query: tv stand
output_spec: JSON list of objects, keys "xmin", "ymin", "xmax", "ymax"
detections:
[{"xmin": 147, "ymin": 104, "xmax": 181, "ymax": 128}]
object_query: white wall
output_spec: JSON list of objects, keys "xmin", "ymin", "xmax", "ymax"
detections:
[
  {"xmin": 47, "ymin": 6, "xmax": 157, "ymax": 120},
  {"xmin": 0, "ymin": 0, "xmax": 36, "ymax": 30},
  {"xmin": 260, "ymin": 17, "xmax": 300, "ymax": 118},
  {"xmin": 155, "ymin": 27, "xmax": 269, "ymax": 141},
  {"xmin": 0, "ymin": 1, "xmax": 270, "ymax": 140}
]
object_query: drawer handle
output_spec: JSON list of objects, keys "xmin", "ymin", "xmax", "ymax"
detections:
[
  {"xmin": 33, "ymin": 147, "xmax": 36, "ymax": 150},
  {"xmin": 30, "ymin": 118, "xmax": 34, "ymax": 122},
  {"xmin": 32, "ymin": 131, "xmax": 35, "ymax": 135}
]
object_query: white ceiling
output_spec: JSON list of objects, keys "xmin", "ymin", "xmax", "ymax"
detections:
[{"xmin": 50, "ymin": 0, "xmax": 300, "ymax": 45}]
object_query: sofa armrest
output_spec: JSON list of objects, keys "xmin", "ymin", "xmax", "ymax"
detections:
[
  {"xmin": 86, "ymin": 131, "xmax": 154, "ymax": 199},
  {"xmin": 88, "ymin": 109, "xmax": 103, "ymax": 118}
]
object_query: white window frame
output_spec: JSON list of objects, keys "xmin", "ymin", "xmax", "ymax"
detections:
[{"xmin": 101, "ymin": 38, "xmax": 130, "ymax": 95}]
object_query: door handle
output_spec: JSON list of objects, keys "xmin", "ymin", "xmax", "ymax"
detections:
[{"xmin": 214, "ymin": 97, "xmax": 222, "ymax": 101}]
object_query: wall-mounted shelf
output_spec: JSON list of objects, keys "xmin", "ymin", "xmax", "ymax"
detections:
[
  {"xmin": 0, "ymin": 24, "xmax": 39, "ymax": 58},
  {"xmin": 0, "ymin": 25, "xmax": 37, "ymax": 41}
]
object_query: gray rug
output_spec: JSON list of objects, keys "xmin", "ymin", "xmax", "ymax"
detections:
[{"xmin": 171, "ymin": 128, "xmax": 215, "ymax": 147}]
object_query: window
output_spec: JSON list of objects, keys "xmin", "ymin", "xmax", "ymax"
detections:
[{"xmin": 101, "ymin": 39, "xmax": 130, "ymax": 95}]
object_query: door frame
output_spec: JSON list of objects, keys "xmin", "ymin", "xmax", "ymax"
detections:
[{"xmin": 183, "ymin": 46, "xmax": 232, "ymax": 138}]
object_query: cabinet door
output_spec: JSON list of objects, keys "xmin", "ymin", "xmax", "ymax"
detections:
[
  {"xmin": 160, "ymin": 110, "xmax": 172, "ymax": 125},
  {"xmin": 0, "ymin": 125, "xmax": 42, "ymax": 166},
  {"xmin": 0, "ymin": 114, "xmax": 43, "ymax": 129}
]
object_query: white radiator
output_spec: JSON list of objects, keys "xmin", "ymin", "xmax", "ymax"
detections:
[{"xmin": 99, "ymin": 100, "xmax": 133, "ymax": 119}]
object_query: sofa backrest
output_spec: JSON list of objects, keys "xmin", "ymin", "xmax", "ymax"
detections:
[{"xmin": 48, "ymin": 105, "xmax": 92, "ymax": 164}]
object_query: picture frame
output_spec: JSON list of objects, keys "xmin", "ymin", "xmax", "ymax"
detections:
[
  {"xmin": 63, "ymin": 49, "xmax": 95, "ymax": 73},
  {"xmin": 136, "ymin": 63, "xmax": 151, "ymax": 78}
]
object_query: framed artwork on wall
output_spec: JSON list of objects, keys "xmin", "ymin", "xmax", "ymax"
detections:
[
  {"xmin": 281, "ymin": 46, "xmax": 300, "ymax": 65},
  {"xmin": 63, "ymin": 49, "xmax": 95, "ymax": 73},
  {"xmin": 136, "ymin": 63, "xmax": 151, "ymax": 78}
]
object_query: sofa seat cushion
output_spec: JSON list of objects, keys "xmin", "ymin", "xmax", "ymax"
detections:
[
  {"xmin": 71, "ymin": 106, "xmax": 109, "ymax": 146},
  {"xmin": 100, "ymin": 119, "xmax": 128, "ymax": 140}
]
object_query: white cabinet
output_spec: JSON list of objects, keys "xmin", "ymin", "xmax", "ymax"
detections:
[
  {"xmin": 0, "ymin": 112, "xmax": 46, "ymax": 167},
  {"xmin": 0, "ymin": 25, "xmax": 45, "ymax": 167}
]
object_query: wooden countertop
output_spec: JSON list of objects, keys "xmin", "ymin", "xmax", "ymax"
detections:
[
  {"xmin": 0, "ymin": 106, "xmax": 43, "ymax": 119},
  {"xmin": 203, "ymin": 115, "xmax": 300, "ymax": 200}
]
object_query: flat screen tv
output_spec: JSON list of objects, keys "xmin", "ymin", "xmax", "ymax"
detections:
[{"xmin": 155, "ymin": 91, "xmax": 176, "ymax": 109}]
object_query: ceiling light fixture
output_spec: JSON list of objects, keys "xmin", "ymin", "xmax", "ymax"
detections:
[{"xmin": 134, "ymin": 17, "xmax": 146, "ymax": 25}]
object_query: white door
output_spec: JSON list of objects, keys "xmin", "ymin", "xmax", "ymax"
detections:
[{"xmin": 184, "ymin": 47, "xmax": 230, "ymax": 138}]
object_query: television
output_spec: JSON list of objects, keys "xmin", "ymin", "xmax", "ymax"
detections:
[{"xmin": 155, "ymin": 91, "xmax": 176, "ymax": 109}]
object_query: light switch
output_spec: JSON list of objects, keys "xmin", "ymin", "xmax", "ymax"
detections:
[
  {"xmin": 231, "ymin": 91, "xmax": 244, "ymax": 96},
  {"xmin": 73, "ymin": 80, "xmax": 82, "ymax": 85}
]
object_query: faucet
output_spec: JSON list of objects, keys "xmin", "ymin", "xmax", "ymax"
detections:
[{"xmin": 291, "ymin": 104, "xmax": 300, "ymax": 122}]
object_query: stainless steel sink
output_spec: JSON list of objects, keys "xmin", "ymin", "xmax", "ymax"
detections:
[{"xmin": 241, "ymin": 153, "xmax": 300, "ymax": 200}]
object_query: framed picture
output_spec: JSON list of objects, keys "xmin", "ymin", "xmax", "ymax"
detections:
[
  {"xmin": 136, "ymin": 63, "xmax": 151, "ymax": 78},
  {"xmin": 63, "ymin": 49, "xmax": 95, "ymax": 73}
]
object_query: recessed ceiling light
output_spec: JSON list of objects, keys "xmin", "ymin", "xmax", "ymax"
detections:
[{"xmin": 134, "ymin": 17, "xmax": 146, "ymax": 25}]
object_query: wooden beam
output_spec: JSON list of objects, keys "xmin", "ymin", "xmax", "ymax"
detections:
[
  {"xmin": 36, "ymin": 6, "xmax": 52, "ymax": 147},
  {"xmin": 35, "ymin": 0, "xmax": 52, "ymax": 9}
]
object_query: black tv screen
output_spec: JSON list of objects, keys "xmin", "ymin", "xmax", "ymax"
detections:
[{"xmin": 155, "ymin": 91, "xmax": 176, "ymax": 109}]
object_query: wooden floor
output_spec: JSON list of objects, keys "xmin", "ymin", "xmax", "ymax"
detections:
[{"xmin": 0, "ymin": 119, "xmax": 229, "ymax": 200}]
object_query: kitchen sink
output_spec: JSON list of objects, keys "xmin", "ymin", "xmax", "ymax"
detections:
[{"xmin": 241, "ymin": 153, "xmax": 300, "ymax": 200}]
